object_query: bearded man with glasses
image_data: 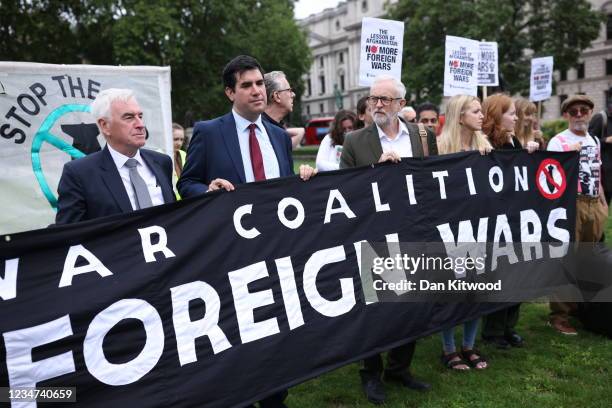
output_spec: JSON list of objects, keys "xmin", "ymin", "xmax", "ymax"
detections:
[
  {"xmin": 546, "ymin": 94, "xmax": 609, "ymax": 335},
  {"xmin": 339, "ymin": 75, "xmax": 436, "ymax": 405}
]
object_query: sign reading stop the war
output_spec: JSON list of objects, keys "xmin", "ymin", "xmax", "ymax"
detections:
[{"xmin": 536, "ymin": 158, "xmax": 567, "ymax": 199}]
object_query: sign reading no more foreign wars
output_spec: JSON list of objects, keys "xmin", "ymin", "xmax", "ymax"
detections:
[
  {"xmin": 444, "ymin": 35, "xmax": 479, "ymax": 97},
  {"xmin": 530, "ymin": 56, "xmax": 554, "ymax": 102},
  {"xmin": 359, "ymin": 17, "xmax": 405, "ymax": 86}
]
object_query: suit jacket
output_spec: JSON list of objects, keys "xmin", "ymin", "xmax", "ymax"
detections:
[
  {"xmin": 178, "ymin": 112, "xmax": 294, "ymax": 198},
  {"xmin": 340, "ymin": 120, "xmax": 438, "ymax": 168},
  {"xmin": 55, "ymin": 146, "xmax": 175, "ymax": 225}
]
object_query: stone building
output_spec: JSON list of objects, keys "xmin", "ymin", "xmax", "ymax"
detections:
[
  {"xmin": 298, "ymin": 0, "xmax": 397, "ymax": 119},
  {"xmin": 543, "ymin": 0, "xmax": 612, "ymax": 120}
]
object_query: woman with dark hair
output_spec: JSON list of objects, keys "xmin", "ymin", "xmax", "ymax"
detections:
[
  {"xmin": 316, "ymin": 110, "xmax": 357, "ymax": 171},
  {"xmin": 354, "ymin": 96, "xmax": 373, "ymax": 130}
]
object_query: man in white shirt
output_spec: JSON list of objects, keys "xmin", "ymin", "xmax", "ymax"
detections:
[
  {"xmin": 56, "ymin": 88, "xmax": 175, "ymax": 224},
  {"xmin": 339, "ymin": 75, "xmax": 436, "ymax": 405},
  {"xmin": 547, "ymin": 94, "xmax": 609, "ymax": 335}
]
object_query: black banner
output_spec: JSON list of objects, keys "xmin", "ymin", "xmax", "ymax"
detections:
[{"xmin": 0, "ymin": 151, "xmax": 578, "ymax": 407}]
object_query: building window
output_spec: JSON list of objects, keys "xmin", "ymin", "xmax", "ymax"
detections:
[
  {"xmin": 362, "ymin": 0, "xmax": 368, "ymax": 12},
  {"xmin": 319, "ymin": 75, "xmax": 326, "ymax": 94},
  {"xmin": 306, "ymin": 105, "xmax": 311, "ymax": 115},
  {"xmin": 319, "ymin": 57, "xmax": 324, "ymax": 68},
  {"xmin": 335, "ymin": 20, "xmax": 340, "ymax": 31},
  {"xmin": 339, "ymin": 52, "xmax": 344, "ymax": 64},
  {"xmin": 340, "ymin": 75, "xmax": 345, "ymax": 91},
  {"xmin": 307, "ymin": 78, "xmax": 312, "ymax": 96},
  {"xmin": 319, "ymin": 103, "xmax": 324, "ymax": 114},
  {"xmin": 606, "ymin": 59, "xmax": 612, "ymax": 76},
  {"xmin": 607, "ymin": 15, "xmax": 612, "ymax": 40},
  {"xmin": 577, "ymin": 63, "xmax": 585, "ymax": 79},
  {"xmin": 560, "ymin": 70, "xmax": 567, "ymax": 81},
  {"xmin": 559, "ymin": 94, "xmax": 568, "ymax": 116}
]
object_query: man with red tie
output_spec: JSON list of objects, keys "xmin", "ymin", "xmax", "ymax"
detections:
[{"xmin": 178, "ymin": 55, "xmax": 315, "ymax": 197}]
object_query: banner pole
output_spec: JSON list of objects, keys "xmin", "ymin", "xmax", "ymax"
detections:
[
  {"xmin": 482, "ymin": 86, "xmax": 488, "ymax": 99},
  {"xmin": 537, "ymin": 101, "xmax": 542, "ymax": 121}
]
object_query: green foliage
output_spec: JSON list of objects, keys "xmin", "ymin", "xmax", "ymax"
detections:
[
  {"xmin": 0, "ymin": 0, "xmax": 311, "ymax": 123},
  {"xmin": 387, "ymin": 0, "xmax": 603, "ymax": 104},
  {"xmin": 541, "ymin": 119, "xmax": 569, "ymax": 140}
]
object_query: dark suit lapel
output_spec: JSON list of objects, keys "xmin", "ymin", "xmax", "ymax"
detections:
[
  {"xmin": 366, "ymin": 124, "xmax": 383, "ymax": 163},
  {"xmin": 141, "ymin": 150, "xmax": 174, "ymax": 204},
  {"xmin": 99, "ymin": 146, "xmax": 133, "ymax": 213},
  {"xmin": 219, "ymin": 113, "xmax": 246, "ymax": 183},
  {"xmin": 262, "ymin": 120, "xmax": 287, "ymax": 173}
]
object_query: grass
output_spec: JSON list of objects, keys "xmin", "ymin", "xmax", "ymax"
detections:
[
  {"xmin": 288, "ymin": 302, "xmax": 612, "ymax": 408},
  {"xmin": 289, "ymin": 153, "xmax": 612, "ymax": 407}
]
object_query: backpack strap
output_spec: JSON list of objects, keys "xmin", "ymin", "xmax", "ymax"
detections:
[{"xmin": 417, "ymin": 123, "xmax": 429, "ymax": 157}]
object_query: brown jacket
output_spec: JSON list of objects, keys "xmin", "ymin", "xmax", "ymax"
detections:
[{"xmin": 339, "ymin": 119, "xmax": 438, "ymax": 168}]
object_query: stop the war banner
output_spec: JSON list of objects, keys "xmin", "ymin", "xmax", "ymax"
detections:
[
  {"xmin": 444, "ymin": 35, "xmax": 480, "ymax": 97},
  {"xmin": 0, "ymin": 151, "xmax": 578, "ymax": 407},
  {"xmin": 530, "ymin": 56, "xmax": 554, "ymax": 102},
  {"xmin": 359, "ymin": 17, "xmax": 404, "ymax": 86},
  {"xmin": 0, "ymin": 62, "xmax": 172, "ymax": 235}
]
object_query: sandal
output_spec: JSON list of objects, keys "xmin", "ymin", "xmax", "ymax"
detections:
[
  {"xmin": 441, "ymin": 352, "xmax": 470, "ymax": 371},
  {"xmin": 461, "ymin": 347, "xmax": 488, "ymax": 370}
]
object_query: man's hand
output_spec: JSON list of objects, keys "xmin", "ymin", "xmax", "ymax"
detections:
[
  {"xmin": 207, "ymin": 178, "xmax": 235, "ymax": 192},
  {"xmin": 378, "ymin": 151, "xmax": 401, "ymax": 163},
  {"xmin": 299, "ymin": 164, "xmax": 317, "ymax": 181}
]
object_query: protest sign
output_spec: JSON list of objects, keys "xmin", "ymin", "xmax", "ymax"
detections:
[
  {"xmin": 478, "ymin": 41, "xmax": 499, "ymax": 86},
  {"xmin": 359, "ymin": 17, "xmax": 404, "ymax": 86},
  {"xmin": 0, "ymin": 62, "xmax": 172, "ymax": 235},
  {"xmin": 530, "ymin": 56, "xmax": 554, "ymax": 102},
  {"xmin": 444, "ymin": 35, "xmax": 480, "ymax": 96},
  {"xmin": 1, "ymin": 151, "xmax": 579, "ymax": 407}
]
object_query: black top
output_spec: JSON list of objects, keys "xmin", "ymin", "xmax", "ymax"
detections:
[
  {"xmin": 262, "ymin": 112, "xmax": 286, "ymax": 129},
  {"xmin": 497, "ymin": 135, "xmax": 523, "ymax": 150}
]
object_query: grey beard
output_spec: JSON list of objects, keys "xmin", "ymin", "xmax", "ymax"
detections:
[
  {"xmin": 373, "ymin": 112, "xmax": 392, "ymax": 128},
  {"xmin": 573, "ymin": 122, "xmax": 588, "ymax": 132}
]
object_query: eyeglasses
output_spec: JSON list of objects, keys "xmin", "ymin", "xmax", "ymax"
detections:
[
  {"xmin": 366, "ymin": 96, "xmax": 402, "ymax": 106},
  {"xmin": 567, "ymin": 107, "xmax": 591, "ymax": 117},
  {"xmin": 276, "ymin": 88, "xmax": 294, "ymax": 94}
]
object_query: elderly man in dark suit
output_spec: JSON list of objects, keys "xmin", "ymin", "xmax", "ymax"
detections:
[
  {"xmin": 55, "ymin": 88, "xmax": 174, "ymax": 224},
  {"xmin": 340, "ymin": 74, "xmax": 437, "ymax": 405}
]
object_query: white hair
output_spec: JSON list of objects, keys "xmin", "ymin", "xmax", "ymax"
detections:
[
  {"xmin": 400, "ymin": 106, "xmax": 415, "ymax": 114},
  {"xmin": 90, "ymin": 88, "xmax": 137, "ymax": 128},
  {"xmin": 370, "ymin": 75, "xmax": 406, "ymax": 99}
]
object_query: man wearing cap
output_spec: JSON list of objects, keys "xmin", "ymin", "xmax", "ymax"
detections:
[{"xmin": 547, "ymin": 94, "xmax": 609, "ymax": 335}]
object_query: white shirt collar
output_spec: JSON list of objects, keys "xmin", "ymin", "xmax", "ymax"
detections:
[
  {"xmin": 232, "ymin": 109, "xmax": 264, "ymax": 132},
  {"xmin": 107, "ymin": 143, "xmax": 144, "ymax": 169},
  {"xmin": 376, "ymin": 118, "xmax": 410, "ymax": 141}
]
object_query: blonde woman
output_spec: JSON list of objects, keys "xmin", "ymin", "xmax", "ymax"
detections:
[
  {"xmin": 515, "ymin": 98, "xmax": 545, "ymax": 149},
  {"xmin": 437, "ymin": 95, "xmax": 491, "ymax": 370}
]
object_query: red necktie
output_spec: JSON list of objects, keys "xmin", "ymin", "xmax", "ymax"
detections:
[{"xmin": 248, "ymin": 123, "xmax": 266, "ymax": 181}]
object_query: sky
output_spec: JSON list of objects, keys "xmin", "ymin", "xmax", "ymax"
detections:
[{"xmin": 294, "ymin": 0, "xmax": 342, "ymax": 19}]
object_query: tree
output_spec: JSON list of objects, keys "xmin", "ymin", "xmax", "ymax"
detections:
[
  {"xmin": 0, "ymin": 0, "xmax": 311, "ymax": 124},
  {"xmin": 387, "ymin": 0, "xmax": 603, "ymax": 104}
]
